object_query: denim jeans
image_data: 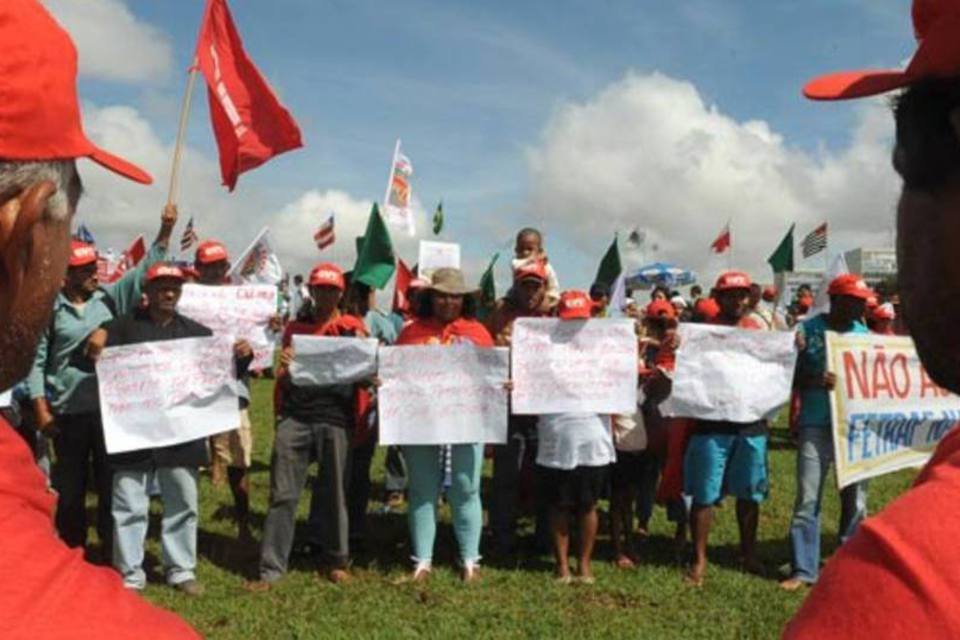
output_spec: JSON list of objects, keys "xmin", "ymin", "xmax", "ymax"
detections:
[
  {"xmin": 403, "ymin": 443, "xmax": 483, "ymax": 564},
  {"xmin": 112, "ymin": 466, "xmax": 198, "ymax": 589},
  {"xmin": 789, "ymin": 427, "xmax": 868, "ymax": 583},
  {"xmin": 489, "ymin": 416, "xmax": 548, "ymax": 552}
]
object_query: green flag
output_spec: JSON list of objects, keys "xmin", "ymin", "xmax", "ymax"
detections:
[
  {"xmin": 478, "ymin": 252, "xmax": 500, "ymax": 319},
  {"xmin": 767, "ymin": 224, "xmax": 795, "ymax": 273},
  {"xmin": 594, "ymin": 236, "xmax": 622, "ymax": 288},
  {"xmin": 353, "ymin": 203, "xmax": 396, "ymax": 289},
  {"xmin": 432, "ymin": 200, "xmax": 444, "ymax": 235}
]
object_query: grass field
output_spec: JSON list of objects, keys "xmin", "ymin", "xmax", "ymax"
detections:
[{"xmin": 128, "ymin": 379, "xmax": 915, "ymax": 639}]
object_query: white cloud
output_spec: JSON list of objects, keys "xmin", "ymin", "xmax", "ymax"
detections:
[
  {"xmin": 74, "ymin": 103, "xmax": 429, "ymax": 297},
  {"xmin": 46, "ymin": 0, "xmax": 174, "ymax": 84},
  {"xmin": 527, "ymin": 71, "xmax": 899, "ymax": 286}
]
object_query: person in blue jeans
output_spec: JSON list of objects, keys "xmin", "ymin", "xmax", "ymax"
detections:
[{"xmin": 780, "ymin": 273, "xmax": 872, "ymax": 591}]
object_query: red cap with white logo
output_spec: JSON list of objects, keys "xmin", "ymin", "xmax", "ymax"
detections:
[
  {"xmin": 146, "ymin": 263, "xmax": 186, "ymax": 283},
  {"xmin": 714, "ymin": 271, "xmax": 752, "ymax": 291},
  {"xmin": 558, "ymin": 290, "xmax": 594, "ymax": 319},
  {"xmin": 195, "ymin": 240, "xmax": 229, "ymax": 265},
  {"xmin": 308, "ymin": 263, "xmax": 346, "ymax": 290},
  {"xmin": 68, "ymin": 240, "xmax": 97, "ymax": 267}
]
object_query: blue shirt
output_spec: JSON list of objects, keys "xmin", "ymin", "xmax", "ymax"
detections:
[
  {"xmin": 26, "ymin": 243, "xmax": 167, "ymax": 415},
  {"xmin": 364, "ymin": 309, "xmax": 398, "ymax": 345},
  {"xmin": 796, "ymin": 313, "xmax": 868, "ymax": 428}
]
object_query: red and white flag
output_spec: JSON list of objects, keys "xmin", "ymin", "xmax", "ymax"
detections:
[
  {"xmin": 392, "ymin": 259, "xmax": 414, "ymax": 314},
  {"xmin": 710, "ymin": 223, "xmax": 731, "ymax": 254},
  {"xmin": 383, "ymin": 139, "xmax": 415, "ymax": 236},
  {"xmin": 314, "ymin": 213, "xmax": 335, "ymax": 251},
  {"xmin": 106, "ymin": 235, "xmax": 146, "ymax": 283},
  {"xmin": 195, "ymin": 0, "xmax": 303, "ymax": 191}
]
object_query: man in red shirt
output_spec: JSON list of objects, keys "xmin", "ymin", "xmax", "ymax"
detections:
[
  {"xmin": 683, "ymin": 272, "xmax": 767, "ymax": 587},
  {"xmin": 787, "ymin": 1, "xmax": 960, "ymax": 636},
  {"xmin": 0, "ymin": 1, "xmax": 197, "ymax": 637}
]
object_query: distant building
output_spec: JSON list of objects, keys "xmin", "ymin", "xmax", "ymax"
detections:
[{"xmin": 843, "ymin": 248, "xmax": 897, "ymax": 284}]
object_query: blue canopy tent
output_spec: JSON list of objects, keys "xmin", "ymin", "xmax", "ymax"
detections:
[{"xmin": 625, "ymin": 262, "xmax": 697, "ymax": 290}]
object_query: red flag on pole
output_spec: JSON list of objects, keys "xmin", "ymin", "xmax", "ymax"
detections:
[
  {"xmin": 107, "ymin": 235, "xmax": 146, "ymax": 283},
  {"xmin": 392, "ymin": 259, "xmax": 414, "ymax": 314},
  {"xmin": 195, "ymin": 0, "xmax": 303, "ymax": 191},
  {"xmin": 710, "ymin": 224, "xmax": 731, "ymax": 254}
]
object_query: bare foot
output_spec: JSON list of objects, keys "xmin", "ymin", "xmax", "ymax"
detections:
[
  {"xmin": 326, "ymin": 568, "xmax": 350, "ymax": 584},
  {"xmin": 462, "ymin": 564, "xmax": 481, "ymax": 583},
  {"xmin": 684, "ymin": 564, "xmax": 705, "ymax": 588},
  {"xmin": 242, "ymin": 580, "xmax": 272, "ymax": 593},
  {"xmin": 779, "ymin": 577, "xmax": 809, "ymax": 592},
  {"xmin": 614, "ymin": 554, "xmax": 635, "ymax": 569}
]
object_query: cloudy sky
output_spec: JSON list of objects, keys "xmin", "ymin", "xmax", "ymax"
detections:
[{"xmin": 47, "ymin": 0, "xmax": 912, "ymax": 291}]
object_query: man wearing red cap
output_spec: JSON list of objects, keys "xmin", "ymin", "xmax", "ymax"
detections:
[
  {"xmin": 0, "ymin": 0, "xmax": 196, "ymax": 635},
  {"xmin": 780, "ymin": 274, "xmax": 871, "ymax": 593},
  {"xmin": 193, "ymin": 239, "xmax": 262, "ymax": 543},
  {"xmin": 484, "ymin": 260, "xmax": 553, "ymax": 556},
  {"xmin": 251, "ymin": 263, "xmax": 369, "ymax": 588},
  {"xmin": 86, "ymin": 263, "xmax": 252, "ymax": 596},
  {"xmin": 683, "ymin": 271, "xmax": 768, "ymax": 587},
  {"xmin": 787, "ymin": 2, "xmax": 960, "ymax": 636}
]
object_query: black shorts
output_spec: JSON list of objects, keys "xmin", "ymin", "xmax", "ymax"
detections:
[
  {"xmin": 537, "ymin": 464, "xmax": 607, "ymax": 512},
  {"xmin": 610, "ymin": 450, "xmax": 644, "ymax": 490}
]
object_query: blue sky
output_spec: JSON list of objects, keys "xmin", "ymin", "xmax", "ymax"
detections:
[{"xmin": 56, "ymin": 0, "xmax": 912, "ymax": 290}]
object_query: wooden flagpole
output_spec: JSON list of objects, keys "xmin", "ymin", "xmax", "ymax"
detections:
[{"xmin": 166, "ymin": 60, "xmax": 200, "ymax": 207}]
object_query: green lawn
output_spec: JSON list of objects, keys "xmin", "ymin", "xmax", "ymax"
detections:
[{"xmin": 133, "ymin": 379, "xmax": 915, "ymax": 639}]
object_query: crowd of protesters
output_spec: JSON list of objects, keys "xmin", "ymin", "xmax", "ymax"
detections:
[
  {"xmin": 7, "ymin": 0, "xmax": 960, "ymax": 637},
  {"xmin": 4, "ymin": 216, "xmax": 908, "ymax": 595}
]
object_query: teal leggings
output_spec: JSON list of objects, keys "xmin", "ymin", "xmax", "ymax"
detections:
[{"xmin": 402, "ymin": 444, "xmax": 483, "ymax": 564}]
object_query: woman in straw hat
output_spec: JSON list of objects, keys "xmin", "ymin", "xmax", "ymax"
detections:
[{"xmin": 395, "ymin": 268, "xmax": 495, "ymax": 583}]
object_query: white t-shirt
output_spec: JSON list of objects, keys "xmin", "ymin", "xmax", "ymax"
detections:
[{"xmin": 536, "ymin": 413, "xmax": 616, "ymax": 470}]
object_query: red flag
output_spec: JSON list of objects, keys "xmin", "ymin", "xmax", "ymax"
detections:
[
  {"xmin": 392, "ymin": 259, "xmax": 413, "ymax": 314},
  {"xmin": 109, "ymin": 235, "xmax": 146, "ymax": 282},
  {"xmin": 710, "ymin": 224, "xmax": 731, "ymax": 254},
  {"xmin": 195, "ymin": 0, "xmax": 303, "ymax": 191}
]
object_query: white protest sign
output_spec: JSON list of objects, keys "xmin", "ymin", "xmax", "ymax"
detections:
[
  {"xmin": 418, "ymin": 240, "xmax": 461, "ymax": 278},
  {"xmin": 511, "ymin": 318, "xmax": 638, "ymax": 414},
  {"xmin": 0, "ymin": 388, "xmax": 11, "ymax": 408},
  {"xmin": 827, "ymin": 332, "xmax": 960, "ymax": 488},
  {"xmin": 379, "ymin": 344, "xmax": 509, "ymax": 445},
  {"xmin": 178, "ymin": 283, "xmax": 277, "ymax": 370},
  {"xmin": 661, "ymin": 323, "xmax": 797, "ymax": 422},
  {"xmin": 97, "ymin": 335, "xmax": 240, "ymax": 454},
  {"xmin": 289, "ymin": 335, "xmax": 379, "ymax": 386}
]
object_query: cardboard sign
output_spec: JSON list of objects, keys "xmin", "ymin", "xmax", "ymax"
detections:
[
  {"xmin": 827, "ymin": 332, "xmax": 960, "ymax": 488},
  {"xmin": 177, "ymin": 283, "xmax": 277, "ymax": 370},
  {"xmin": 97, "ymin": 336, "xmax": 240, "ymax": 454},
  {"xmin": 379, "ymin": 344, "xmax": 509, "ymax": 445},
  {"xmin": 417, "ymin": 240, "xmax": 461, "ymax": 278},
  {"xmin": 511, "ymin": 318, "xmax": 638, "ymax": 414}
]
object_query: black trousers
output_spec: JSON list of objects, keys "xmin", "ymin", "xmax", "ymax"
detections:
[{"xmin": 52, "ymin": 412, "xmax": 113, "ymax": 556}]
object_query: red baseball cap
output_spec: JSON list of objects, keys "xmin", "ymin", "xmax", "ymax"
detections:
[
  {"xmin": 646, "ymin": 299, "xmax": 677, "ymax": 320},
  {"xmin": 309, "ymin": 263, "xmax": 345, "ymax": 290},
  {"xmin": 714, "ymin": 271, "xmax": 752, "ymax": 291},
  {"xmin": 558, "ymin": 290, "xmax": 593, "ymax": 319},
  {"xmin": 804, "ymin": 0, "xmax": 960, "ymax": 101},
  {"xmin": 828, "ymin": 274, "xmax": 873, "ymax": 300},
  {"xmin": 195, "ymin": 240, "xmax": 229, "ymax": 265},
  {"xmin": 513, "ymin": 260, "xmax": 548, "ymax": 283},
  {"xmin": 0, "ymin": 1, "xmax": 152, "ymax": 184},
  {"xmin": 68, "ymin": 240, "xmax": 97, "ymax": 267},
  {"xmin": 693, "ymin": 297, "xmax": 721, "ymax": 321},
  {"xmin": 145, "ymin": 263, "xmax": 186, "ymax": 283}
]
